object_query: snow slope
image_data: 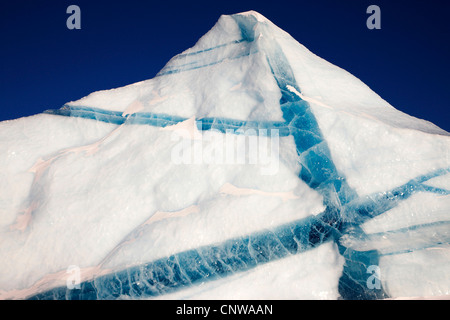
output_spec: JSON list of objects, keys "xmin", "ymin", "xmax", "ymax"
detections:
[{"xmin": 0, "ymin": 11, "xmax": 449, "ymax": 300}]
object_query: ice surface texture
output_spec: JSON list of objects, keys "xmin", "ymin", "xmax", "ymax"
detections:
[{"xmin": 1, "ymin": 11, "xmax": 449, "ymax": 300}]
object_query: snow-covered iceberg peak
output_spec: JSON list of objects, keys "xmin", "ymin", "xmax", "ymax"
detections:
[
  {"xmin": 0, "ymin": 11, "xmax": 449, "ymax": 300},
  {"xmin": 66, "ymin": 10, "xmax": 447, "ymax": 135}
]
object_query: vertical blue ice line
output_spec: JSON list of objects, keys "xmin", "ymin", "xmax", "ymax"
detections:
[
  {"xmin": 231, "ymin": 13, "xmax": 386, "ymax": 299},
  {"xmin": 231, "ymin": 14, "xmax": 357, "ymax": 210}
]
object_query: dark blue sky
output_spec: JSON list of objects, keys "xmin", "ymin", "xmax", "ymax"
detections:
[{"xmin": 1, "ymin": 0, "xmax": 449, "ymax": 131}]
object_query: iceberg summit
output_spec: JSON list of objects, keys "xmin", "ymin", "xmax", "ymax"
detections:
[{"xmin": 0, "ymin": 11, "xmax": 449, "ymax": 300}]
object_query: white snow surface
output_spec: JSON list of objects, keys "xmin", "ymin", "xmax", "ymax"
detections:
[{"xmin": 0, "ymin": 11, "xmax": 449, "ymax": 300}]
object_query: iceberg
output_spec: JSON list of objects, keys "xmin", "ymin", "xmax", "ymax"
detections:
[{"xmin": 0, "ymin": 11, "xmax": 449, "ymax": 300}]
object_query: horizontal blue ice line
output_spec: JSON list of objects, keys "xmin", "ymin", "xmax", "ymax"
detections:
[
  {"xmin": 171, "ymin": 39, "xmax": 246, "ymax": 60},
  {"xmin": 155, "ymin": 38, "xmax": 248, "ymax": 75},
  {"xmin": 28, "ymin": 208, "xmax": 340, "ymax": 300},
  {"xmin": 161, "ymin": 39, "xmax": 247, "ymax": 73},
  {"xmin": 368, "ymin": 220, "xmax": 450, "ymax": 237},
  {"xmin": 156, "ymin": 45, "xmax": 259, "ymax": 77},
  {"xmin": 45, "ymin": 106, "xmax": 185, "ymax": 127},
  {"xmin": 341, "ymin": 167, "xmax": 450, "ymax": 224},
  {"xmin": 341, "ymin": 220, "xmax": 450, "ymax": 257},
  {"xmin": 44, "ymin": 105, "xmax": 290, "ymax": 136},
  {"xmin": 379, "ymin": 242, "xmax": 450, "ymax": 257}
]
